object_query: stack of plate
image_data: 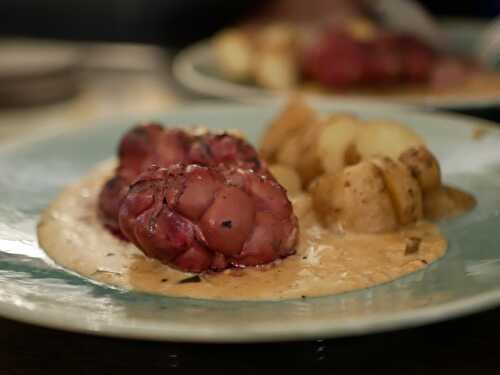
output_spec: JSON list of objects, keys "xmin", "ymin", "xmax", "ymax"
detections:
[{"xmin": 0, "ymin": 39, "xmax": 81, "ymax": 107}]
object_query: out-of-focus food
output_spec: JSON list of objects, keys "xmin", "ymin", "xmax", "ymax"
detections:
[
  {"xmin": 268, "ymin": 164, "xmax": 302, "ymax": 195},
  {"xmin": 213, "ymin": 29, "xmax": 253, "ymax": 81},
  {"xmin": 253, "ymin": 24, "xmax": 299, "ymax": 90},
  {"xmin": 212, "ymin": 17, "xmax": 485, "ymax": 95},
  {"xmin": 260, "ymin": 96, "xmax": 316, "ymax": 161},
  {"xmin": 254, "ymin": 50, "xmax": 298, "ymax": 90},
  {"xmin": 293, "ymin": 117, "xmax": 327, "ymax": 186}
]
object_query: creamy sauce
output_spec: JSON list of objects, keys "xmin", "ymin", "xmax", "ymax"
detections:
[{"xmin": 38, "ymin": 161, "xmax": 447, "ymax": 301}]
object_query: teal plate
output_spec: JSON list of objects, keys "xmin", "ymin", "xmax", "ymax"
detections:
[{"xmin": 1, "ymin": 99, "xmax": 500, "ymax": 342}]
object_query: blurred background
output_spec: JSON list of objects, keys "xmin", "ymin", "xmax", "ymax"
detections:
[
  {"xmin": 1, "ymin": 0, "xmax": 500, "ymax": 141},
  {"xmin": 1, "ymin": 1, "xmax": 499, "ymax": 47}
]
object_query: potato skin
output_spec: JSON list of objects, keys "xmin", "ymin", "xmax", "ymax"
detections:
[
  {"xmin": 275, "ymin": 134, "xmax": 302, "ymax": 168},
  {"xmin": 269, "ymin": 164, "xmax": 302, "ymax": 195},
  {"xmin": 294, "ymin": 118, "xmax": 326, "ymax": 187},
  {"xmin": 317, "ymin": 114, "xmax": 363, "ymax": 175},
  {"xmin": 254, "ymin": 50, "xmax": 298, "ymax": 90},
  {"xmin": 213, "ymin": 29, "xmax": 253, "ymax": 81},
  {"xmin": 370, "ymin": 156, "xmax": 423, "ymax": 225},
  {"xmin": 260, "ymin": 97, "xmax": 316, "ymax": 162},
  {"xmin": 355, "ymin": 120, "xmax": 424, "ymax": 160},
  {"xmin": 344, "ymin": 143, "xmax": 362, "ymax": 166},
  {"xmin": 309, "ymin": 173, "xmax": 337, "ymax": 227},
  {"xmin": 214, "ymin": 23, "xmax": 300, "ymax": 89},
  {"xmin": 254, "ymin": 23, "xmax": 297, "ymax": 52},
  {"xmin": 261, "ymin": 98, "xmax": 324, "ymax": 187},
  {"xmin": 311, "ymin": 161, "xmax": 398, "ymax": 233},
  {"xmin": 399, "ymin": 146, "xmax": 441, "ymax": 192}
]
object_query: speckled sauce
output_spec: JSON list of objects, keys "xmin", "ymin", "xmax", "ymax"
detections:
[{"xmin": 38, "ymin": 161, "xmax": 447, "ymax": 301}]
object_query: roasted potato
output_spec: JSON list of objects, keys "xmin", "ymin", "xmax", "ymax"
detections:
[
  {"xmin": 370, "ymin": 156, "xmax": 423, "ymax": 225},
  {"xmin": 294, "ymin": 118, "xmax": 327, "ymax": 186},
  {"xmin": 311, "ymin": 161, "xmax": 398, "ymax": 233},
  {"xmin": 344, "ymin": 17, "xmax": 379, "ymax": 41},
  {"xmin": 344, "ymin": 143, "xmax": 362, "ymax": 166},
  {"xmin": 254, "ymin": 50, "xmax": 298, "ymax": 90},
  {"xmin": 399, "ymin": 146, "xmax": 441, "ymax": 193},
  {"xmin": 309, "ymin": 173, "xmax": 338, "ymax": 226},
  {"xmin": 254, "ymin": 23, "xmax": 297, "ymax": 51},
  {"xmin": 355, "ymin": 120, "xmax": 424, "ymax": 160},
  {"xmin": 276, "ymin": 134, "xmax": 302, "ymax": 168},
  {"xmin": 290, "ymin": 193, "xmax": 313, "ymax": 218},
  {"xmin": 317, "ymin": 114, "xmax": 363, "ymax": 174},
  {"xmin": 269, "ymin": 164, "xmax": 302, "ymax": 195},
  {"xmin": 213, "ymin": 29, "xmax": 253, "ymax": 81},
  {"xmin": 259, "ymin": 97, "xmax": 476, "ymax": 228},
  {"xmin": 260, "ymin": 96, "xmax": 317, "ymax": 162},
  {"xmin": 253, "ymin": 23, "xmax": 299, "ymax": 89}
]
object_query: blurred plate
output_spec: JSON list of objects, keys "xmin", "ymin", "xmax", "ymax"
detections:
[
  {"xmin": 0, "ymin": 39, "xmax": 81, "ymax": 107},
  {"xmin": 173, "ymin": 19, "xmax": 500, "ymax": 110},
  {"xmin": 1, "ymin": 99, "xmax": 500, "ymax": 342}
]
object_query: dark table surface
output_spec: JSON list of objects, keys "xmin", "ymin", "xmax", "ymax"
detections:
[
  {"xmin": 3, "ymin": 304, "xmax": 500, "ymax": 375},
  {"xmin": 452, "ymin": 108, "xmax": 500, "ymax": 123}
]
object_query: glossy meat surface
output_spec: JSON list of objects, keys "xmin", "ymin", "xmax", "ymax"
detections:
[
  {"xmin": 98, "ymin": 124, "xmax": 266, "ymax": 232},
  {"xmin": 119, "ymin": 165, "xmax": 298, "ymax": 272}
]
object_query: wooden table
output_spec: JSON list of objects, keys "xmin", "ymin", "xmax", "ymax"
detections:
[{"xmin": 3, "ymin": 306, "xmax": 500, "ymax": 375}]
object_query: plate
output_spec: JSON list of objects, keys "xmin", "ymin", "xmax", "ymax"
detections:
[
  {"xmin": 0, "ymin": 39, "xmax": 81, "ymax": 107},
  {"xmin": 173, "ymin": 19, "xmax": 500, "ymax": 110},
  {"xmin": 2, "ymin": 99, "xmax": 500, "ymax": 342}
]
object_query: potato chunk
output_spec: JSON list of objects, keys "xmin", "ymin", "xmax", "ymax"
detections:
[
  {"xmin": 213, "ymin": 29, "xmax": 253, "ymax": 81},
  {"xmin": 269, "ymin": 164, "xmax": 302, "ymax": 195},
  {"xmin": 370, "ymin": 157, "xmax": 423, "ymax": 225},
  {"xmin": 294, "ymin": 118, "xmax": 327, "ymax": 186},
  {"xmin": 318, "ymin": 114, "xmax": 363, "ymax": 174},
  {"xmin": 399, "ymin": 146, "xmax": 441, "ymax": 193},
  {"xmin": 254, "ymin": 50, "xmax": 298, "ymax": 90},
  {"xmin": 275, "ymin": 136, "xmax": 301, "ymax": 170},
  {"xmin": 260, "ymin": 97, "xmax": 316, "ymax": 162},
  {"xmin": 311, "ymin": 161, "xmax": 398, "ymax": 233},
  {"xmin": 254, "ymin": 23, "xmax": 297, "ymax": 52},
  {"xmin": 253, "ymin": 24, "xmax": 299, "ymax": 90},
  {"xmin": 355, "ymin": 120, "xmax": 424, "ymax": 160}
]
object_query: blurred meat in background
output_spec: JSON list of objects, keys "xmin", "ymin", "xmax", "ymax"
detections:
[{"xmin": 0, "ymin": 0, "xmax": 498, "ymax": 128}]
